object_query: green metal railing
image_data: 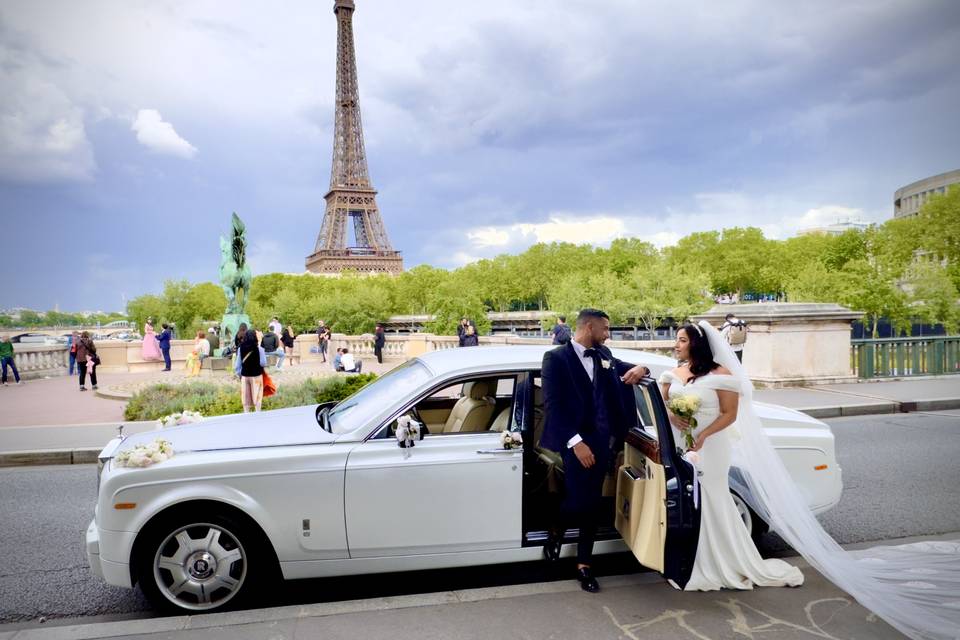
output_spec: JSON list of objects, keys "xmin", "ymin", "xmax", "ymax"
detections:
[{"xmin": 852, "ymin": 336, "xmax": 960, "ymax": 378}]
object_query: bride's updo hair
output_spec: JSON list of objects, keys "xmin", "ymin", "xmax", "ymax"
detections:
[{"xmin": 680, "ymin": 322, "xmax": 720, "ymax": 382}]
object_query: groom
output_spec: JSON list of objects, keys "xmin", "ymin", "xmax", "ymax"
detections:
[{"xmin": 541, "ymin": 308, "xmax": 648, "ymax": 592}]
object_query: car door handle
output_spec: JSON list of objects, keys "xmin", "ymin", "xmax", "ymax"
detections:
[{"xmin": 476, "ymin": 449, "xmax": 522, "ymax": 455}]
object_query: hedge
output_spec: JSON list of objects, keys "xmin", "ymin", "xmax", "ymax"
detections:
[{"xmin": 123, "ymin": 373, "xmax": 378, "ymax": 421}]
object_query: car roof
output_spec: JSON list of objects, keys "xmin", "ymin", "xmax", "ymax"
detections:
[{"xmin": 413, "ymin": 344, "xmax": 676, "ymax": 378}]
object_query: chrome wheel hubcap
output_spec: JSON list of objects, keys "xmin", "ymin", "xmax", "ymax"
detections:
[{"xmin": 154, "ymin": 523, "xmax": 247, "ymax": 610}]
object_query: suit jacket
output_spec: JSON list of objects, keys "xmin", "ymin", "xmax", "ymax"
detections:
[{"xmin": 540, "ymin": 342, "xmax": 638, "ymax": 453}]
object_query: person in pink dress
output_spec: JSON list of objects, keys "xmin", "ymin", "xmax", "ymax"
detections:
[{"xmin": 142, "ymin": 318, "xmax": 162, "ymax": 361}]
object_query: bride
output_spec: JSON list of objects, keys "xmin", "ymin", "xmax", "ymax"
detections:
[
  {"xmin": 661, "ymin": 320, "xmax": 959, "ymax": 639},
  {"xmin": 659, "ymin": 322, "xmax": 803, "ymax": 590}
]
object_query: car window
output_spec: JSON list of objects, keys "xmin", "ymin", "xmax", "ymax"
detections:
[
  {"xmin": 634, "ymin": 386, "xmax": 660, "ymax": 440},
  {"xmin": 420, "ymin": 376, "xmax": 515, "ymax": 437},
  {"xmin": 327, "ymin": 360, "xmax": 431, "ymax": 435}
]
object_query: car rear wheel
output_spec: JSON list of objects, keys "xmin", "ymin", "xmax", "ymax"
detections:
[
  {"xmin": 730, "ymin": 491, "xmax": 769, "ymax": 543},
  {"xmin": 136, "ymin": 510, "xmax": 264, "ymax": 613}
]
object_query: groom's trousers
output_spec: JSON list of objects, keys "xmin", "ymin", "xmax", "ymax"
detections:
[{"xmin": 559, "ymin": 431, "xmax": 610, "ymax": 565}]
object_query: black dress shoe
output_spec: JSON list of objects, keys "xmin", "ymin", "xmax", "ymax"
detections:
[
  {"xmin": 543, "ymin": 530, "xmax": 563, "ymax": 562},
  {"xmin": 577, "ymin": 567, "xmax": 600, "ymax": 593}
]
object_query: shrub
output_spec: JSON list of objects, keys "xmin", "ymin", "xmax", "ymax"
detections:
[{"xmin": 123, "ymin": 373, "xmax": 378, "ymax": 421}]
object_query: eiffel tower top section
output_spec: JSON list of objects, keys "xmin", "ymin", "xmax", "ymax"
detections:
[{"xmin": 330, "ymin": 0, "xmax": 371, "ymax": 192}]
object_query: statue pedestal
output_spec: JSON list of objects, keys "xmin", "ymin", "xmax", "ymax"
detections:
[
  {"xmin": 692, "ymin": 303, "xmax": 863, "ymax": 388},
  {"xmin": 221, "ymin": 313, "xmax": 251, "ymax": 347}
]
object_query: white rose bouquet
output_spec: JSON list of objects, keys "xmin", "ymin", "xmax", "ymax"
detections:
[
  {"xmin": 115, "ymin": 438, "xmax": 174, "ymax": 468},
  {"xmin": 156, "ymin": 410, "xmax": 204, "ymax": 429},
  {"xmin": 500, "ymin": 431, "xmax": 523, "ymax": 450},
  {"xmin": 667, "ymin": 394, "xmax": 701, "ymax": 449}
]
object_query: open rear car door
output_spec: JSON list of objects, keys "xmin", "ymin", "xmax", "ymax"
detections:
[{"xmin": 615, "ymin": 378, "xmax": 700, "ymax": 588}]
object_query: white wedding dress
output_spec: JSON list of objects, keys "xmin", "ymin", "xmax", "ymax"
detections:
[{"xmin": 659, "ymin": 369, "xmax": 804, "ymax": 591}]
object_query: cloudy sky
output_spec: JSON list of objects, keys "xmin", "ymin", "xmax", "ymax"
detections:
[{"xmin": 2, "ymin": 0, "xmax": 959, "ymax": 312}]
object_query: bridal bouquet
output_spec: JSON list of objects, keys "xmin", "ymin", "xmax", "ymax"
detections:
[
  {"xmin": 500, "ymin": 431, "xmax": 523, "ymax": 450},
  {"xmin": 667, "ymin": 394, "xmax": 700, "ymax": 449},
  {"xmin": 114, "ymin": 438, "xmax": 174, "ymax": 468},
  {"xmin": 156, "ymin": 410, "xmax": 204, "ymax": 429}
]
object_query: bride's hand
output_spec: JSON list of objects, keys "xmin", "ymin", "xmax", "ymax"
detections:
[
  {"xmin": 689, "ymin": 433, "xmax": 707, "ymax": 452},
  {"xmin": 671, "ymin": 414, "xmax": 691, "ymax": 430}
]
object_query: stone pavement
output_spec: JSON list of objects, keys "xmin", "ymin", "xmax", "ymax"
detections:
[
  {"xmin": 3, "ymin": 533, "xmax": 944, "ymax": 640},
  {"xmin": 0, "ymin": 361, "xmax": 958, "ymax": 466}
]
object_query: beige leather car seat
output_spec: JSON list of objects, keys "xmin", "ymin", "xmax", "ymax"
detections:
[
  {"xmin": 443, "ymin": 381, "xmax": 496, "ymax": 433},
  {"xmin": 490, "ymin": 406, "xmax": 511, "ymax": 432},
  {"xmin": 532, "ymin": 384, "xmax": 564, "ymax": 491}
]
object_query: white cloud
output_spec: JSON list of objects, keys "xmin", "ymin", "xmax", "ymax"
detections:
[
  {"xmin": 467, "ymin": 227, "xmax": 511, "ymax": 248},
  {"xmin": 131, "ymin": 109, "xmax": 198, "ymax": 158}
]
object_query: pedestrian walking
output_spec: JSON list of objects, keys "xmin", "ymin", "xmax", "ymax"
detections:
[
  {"xmin": 269, "ymin": 317, "xmax": 283, "ymax": 335},
  {"xmin": 281, "ymin": 326, "xmax": 296, "ymax": 364},
  {"xmin": 75, "ymin": 331, "xmax": 98, "ymax": 391},
  {"xmin": 720, "ymin": 312, "xmax": 748, "ymax": 363},
  {"xmin": 317, "ymin": 320, "xmax": 331, "ymax": 363},
  {"xmin": 462, "ymin": 324, "xmax": 479, "ymax": 347},
  {"xmin": 207, "ymin": 328, "xmax": 220, "ymax": 354},
  {"xmin": 67, "ymin": 330, "xmax": 80, "ymax": 376},
  {"xmin": 0, "ymin": 334, "xmax": 23, "ymax": 385},
  {"xmin": 234, "ymin": 328, "xmax": 266, "ymax": 412},
  {"xmin": 551, "ymin": 315, "xmax": 572, "ymax": 345},
  {"xmin": 156, "ymin": 323, "xmax": 173, "ymax": 371},
  {"xmin": 374, "ymin": 324, "xmax": 386, "ymax": 364}
]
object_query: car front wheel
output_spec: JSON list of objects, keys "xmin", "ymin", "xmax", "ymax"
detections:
[{"xmin": 136, "ymin": 511, "xmax": 262, "ymax": 613}]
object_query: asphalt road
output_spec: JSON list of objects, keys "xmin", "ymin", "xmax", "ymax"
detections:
[{"xmin": 1, "ymin": 410, "xmax": 958, "ymax": 627}]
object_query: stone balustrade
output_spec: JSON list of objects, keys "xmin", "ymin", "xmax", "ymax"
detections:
[
  {"xmin": 9, "ymin": 344, "xmax": 70, "ymax": 379},
  {"xmin": 5, "ymin": 305, "xmax": 864, "ymax": 387}
]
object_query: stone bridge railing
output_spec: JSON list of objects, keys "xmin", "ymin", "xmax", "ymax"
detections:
[
  {"xmin": 6, "ymin": 334, "xmax": 674, "ymax": 378},
  {"xmin": 7, "ymin": 345, "xmax": 71, "ymax": 380}
]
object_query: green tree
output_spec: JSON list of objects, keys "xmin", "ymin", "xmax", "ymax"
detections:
[
  {"xmin": 626, "ymin": 261, "xmax": 711, "ymax": 334},
  {"xmin": 907, "ymin": 262, "xmax": 960, "ymax": 332},
  {"xmin": 126, "ymin": 295, "xmax": 166, "ymax": 332},
  {"xmin": 917, "ymin": 185, "xmax": 960, "ymax": 289}
]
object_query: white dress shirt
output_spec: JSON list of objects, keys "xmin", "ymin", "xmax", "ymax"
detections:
[{"xmin": 566, "ymin": 339, "xmax": 596, "ymax": 449}]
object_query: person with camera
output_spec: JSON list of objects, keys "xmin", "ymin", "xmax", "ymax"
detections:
[{"xmin": 76, "ymin": 331, "xmax": 99, "ymax": 391}]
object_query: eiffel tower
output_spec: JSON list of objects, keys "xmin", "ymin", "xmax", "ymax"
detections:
[{"xmin": 306, "ymin": 0, "xmax": 403, "ymax": 275}]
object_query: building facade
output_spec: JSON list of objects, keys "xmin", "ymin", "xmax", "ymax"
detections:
[{"xmin": 894, "ymin": 169, "xmax": 960, "ymax": 218}]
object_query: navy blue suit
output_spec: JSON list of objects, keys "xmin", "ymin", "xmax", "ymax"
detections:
[
  {"xmin": 156, "ymin": 329, "xmax": 172, "ymax": 370},
  {"xmin": 541, "ymin": 342, "xmax": 638, "ymax": 563}
]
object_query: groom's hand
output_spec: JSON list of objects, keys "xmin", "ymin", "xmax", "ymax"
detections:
[
  {"xmin": 620, "ymin": 365, "xmax": 650, "ymax": 385},
  {"xmin": 573, "ymin": 441, "xmax": 596, "ymax": 469}
]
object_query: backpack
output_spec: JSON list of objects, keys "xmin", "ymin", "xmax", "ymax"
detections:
[
  {"xmin": 726, "ymin": 321, "xmax": 748, "ymax": 346},
  {"xmin": 554, "ymin": 324, "xmax": 571, "ymax": 345}
]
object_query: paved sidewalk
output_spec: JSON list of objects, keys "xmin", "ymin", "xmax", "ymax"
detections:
[{"xmin": 4, "ymin": 533, "xmax": 944, "ymax": 640}]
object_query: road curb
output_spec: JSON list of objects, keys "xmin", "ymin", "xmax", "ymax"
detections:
[{"xmin": 0, "ymin": 448, "xmax": 101, "ymax": 468}]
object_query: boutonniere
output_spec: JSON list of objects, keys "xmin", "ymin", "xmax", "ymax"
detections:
[{"xmin": 600, "ymin": 359, "xmax": 611, "ymax": 369}]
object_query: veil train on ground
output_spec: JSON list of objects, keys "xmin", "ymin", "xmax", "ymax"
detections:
[{"xmin": 698, "ymin": 319, "xmax": 960, "ymax": 640}]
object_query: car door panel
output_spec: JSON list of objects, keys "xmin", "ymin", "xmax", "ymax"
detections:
[
  {"xmin": 344, "ymin": 432, "xmax": 522, "ymax": 557},
  {"xmin": 616, "ymin": 380, "xmax": 699, "ymax": 587}
]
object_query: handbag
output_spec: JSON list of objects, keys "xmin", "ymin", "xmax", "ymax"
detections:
[
  {"xmin": 262, "ymin": 370, "xmax": 277, "ymax": 397},
  {"xmin": 91, "ymin": 354, "xmax": 101, "ymax": 366}
]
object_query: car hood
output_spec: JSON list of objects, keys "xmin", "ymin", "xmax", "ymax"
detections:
[
  {"xmin": 753, "ymin": 401, "xmax": 826, "ymax": 428},
  {"xmin": 114, "ymin": 405, "xmax": 337, "ymax": 455}
]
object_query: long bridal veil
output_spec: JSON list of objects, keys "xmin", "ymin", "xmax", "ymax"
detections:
[{"xmin": 698, "ymin": 320, "xmax": 960, "ymax": 640}]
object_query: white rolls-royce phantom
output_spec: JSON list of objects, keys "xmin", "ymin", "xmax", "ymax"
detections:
[{"xmin": 85, "ymin": 346, "xmax": 842, "ymax": 613}]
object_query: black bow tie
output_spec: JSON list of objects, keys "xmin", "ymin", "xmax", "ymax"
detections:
[{"xmin": 583, "ymin": 348, "xmax": 599, "ymax": 358}]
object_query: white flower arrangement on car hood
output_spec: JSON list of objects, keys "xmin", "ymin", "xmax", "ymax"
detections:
[
  {"xmin": 156, "ymin": 410, "xmax": 204, "ymax": 429},
  {"xmin": 114, "ymin": 439, "xmax": 174, "ymax": 468}
]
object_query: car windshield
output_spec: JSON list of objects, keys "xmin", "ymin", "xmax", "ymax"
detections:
[{"xmin": 327, "ymin": 359, "xmax": 431, "ymax": 435}]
